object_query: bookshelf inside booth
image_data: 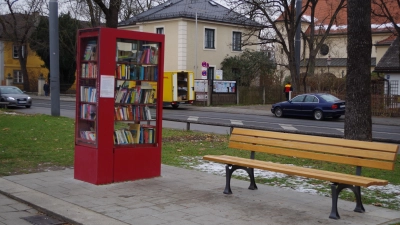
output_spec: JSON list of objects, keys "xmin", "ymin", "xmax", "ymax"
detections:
[
  {"xmin": 114, "ymin": 39, "xmax": 158, "ymax": 146},
  {"xmin": 76, "ymin": 37, "xmax": 98, "ymax": 147},
  {"xmin": 177, "ymin": 72, "xmax": 188, "ymax": 101},
  {"xmin": 74, "ymin": 27, "xmax": 164, "ymax": 185}
]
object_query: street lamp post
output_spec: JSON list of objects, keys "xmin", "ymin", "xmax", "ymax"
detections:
[
  {"xmin": 327, "ymin": 55, "xmax": 331, "ymax": 73},
  {"xmin": 49, "ymin": 0, "xmax": 60, "ymax": 116}
]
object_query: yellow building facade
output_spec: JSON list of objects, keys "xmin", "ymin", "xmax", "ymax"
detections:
[{"xmin": 1, "ymin": 41, "xmax": 49, "ymax": 91}]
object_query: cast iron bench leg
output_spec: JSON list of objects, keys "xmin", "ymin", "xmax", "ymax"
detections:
[
  {"xmin": 329, "ymin": 183, "xmax": 341, "ymax": 219},
  {"xmin": 223, "ymin": 165, "xmax": 258, "ymax": 194},
  {"xmin": 353, "ymin": 186, "xmax": 365, "ymax": 213},
  {"xmin": 329, "ymin": 183, "xmax": 365, "ymax": 219},
  {"xmin": 247, "ymin": 168, "xmax": 258, "ymax": 190},
  {"xmin": 224, "ymin": 164, "xmax": 234, "ymax": 194}
]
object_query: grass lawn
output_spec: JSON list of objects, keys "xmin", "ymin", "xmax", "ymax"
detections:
[{"xmin": 1, "ymin": 109, "xmax": 399, "ymax": 210}]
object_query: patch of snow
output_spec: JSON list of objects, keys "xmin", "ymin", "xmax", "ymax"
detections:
[
  {"xmin": 184, "ymin": 157, "xmax": 400, "ymax": 209},
  {"xmin": 302, "ymin": 15, "xmax": 317, "ymax": 23},
  {"xmin": 192, "ymin": 160, "xmax": 287, "ymax": 179},
  {"xmin": 367, "ymin": 184, "xmax": 400, "ymax": 196},
  {"xmin": 315, "ymin": 23, "xmax": 400, "ymax": 31}
]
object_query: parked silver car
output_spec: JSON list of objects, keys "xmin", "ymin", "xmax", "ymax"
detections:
[{"xmin": 0, "ymin": 86, "xmax": 32, "ymax": 108}]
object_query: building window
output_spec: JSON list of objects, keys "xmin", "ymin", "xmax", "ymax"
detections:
[
  {"xmin": 232, "ymin": 32, "xmax": 241, "ymax": 51},
  {"xmin": 13, "ymin": 45, "xmax": 25, "ymax": 59},
  {"xmin": 13, "ymin": 70, "xmax": 23, "ymax": 83},
  {"xmin": 156, "ymin": 27, "xmax": 164, "ymax": 34},
  {"xmin": 205, "ymin": 28, "xmax": 215, "ymax": 49}
]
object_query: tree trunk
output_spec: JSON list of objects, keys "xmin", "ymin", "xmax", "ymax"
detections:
[
  {"xmin": 344, "ymin": 0, "xmax": 372, "ymax": 141},
  {"xmin": 305, "ymin": 53, "xmax": 317, "ymax": 92},
  {"xmin": 18, "ymin": 45, "xmax": 30, "ymax": 91},
  {"xmin": 105, "ymin": 0, "xmax": 121, "ymax": 28}
]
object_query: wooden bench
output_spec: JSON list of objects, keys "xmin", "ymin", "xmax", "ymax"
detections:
[{"xmin": 203, "ymin": 128, "xmax": 398, "ymax": 219}]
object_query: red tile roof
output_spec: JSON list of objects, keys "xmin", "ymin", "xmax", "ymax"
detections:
[{"xmin": 276, "ymin": 0, "xmax": 400, "ymax": 35}]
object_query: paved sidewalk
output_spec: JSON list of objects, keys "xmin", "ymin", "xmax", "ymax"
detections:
[
  {"xmin": 1, "ymin": 95, "xmax": 394, "ymax": 224},
  {"xmin": 0, "ymin": 165, "xmax": 399, "ymax": 225}
]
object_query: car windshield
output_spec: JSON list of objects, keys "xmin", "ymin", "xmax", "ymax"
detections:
[
  {"xmin": 0, "ymin": 87, "xmax": 24, "ymax": 94},
  {"xmin": 319, "ymin": 94, "xmax": 340, "ymax": 102}
]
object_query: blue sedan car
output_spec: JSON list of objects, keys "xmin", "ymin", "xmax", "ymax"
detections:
[{"xmin": 271, "ymin": 93, "xmax": 345, "ymax": 120}]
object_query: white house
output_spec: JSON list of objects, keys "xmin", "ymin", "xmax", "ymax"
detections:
[{"xmin": 118, "ymin": 0, "xmax": 261, "ymax": 80}]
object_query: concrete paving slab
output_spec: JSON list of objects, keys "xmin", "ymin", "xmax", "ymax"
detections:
[{"xmin": 0, "ymin": 165, "xmax": 399, "ymax": 225}]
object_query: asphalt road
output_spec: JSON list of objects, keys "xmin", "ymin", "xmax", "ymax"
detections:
[{"xmin": 10, "ymin": 97, "xmax": 400, "ymax": 144}]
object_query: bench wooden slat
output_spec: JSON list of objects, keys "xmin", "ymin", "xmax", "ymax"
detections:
[
  {"xmin": 230, "ymin": 135, "xmax": 396, "ymax": 161},
  {"xmin": 229, "ymin": 141, "xmax": 395, "ymax": 170},
  {"xmin": 203, "ymin": 155, "xmax": 389, "ymax": 187},
  {"xmin": 217, "ymin": 155, "xmax": 384, "ymax": 183},
  {"xmin": 233, "ymin": 128, "xmax": 399, "ymax": 153}
]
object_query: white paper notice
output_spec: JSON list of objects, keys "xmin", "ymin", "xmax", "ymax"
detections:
[{"xmin": 100, "ymin": 75, "xmax": 115, "ymax": 98}]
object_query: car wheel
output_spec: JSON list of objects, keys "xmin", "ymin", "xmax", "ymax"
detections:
[
  {"xmin": 172, "ymin": 104, "xmax": 179, "ymax": 109},
  {"xmin": 274, "ymin": 107, "xmax": 283, "ymax": 118},
  {"xmin": 313, "ymin": 110, "xmax": 323, "ymax": 120},
  {"xmin": 25, "ymin": 105, "xmax": 31, "ymax": 108}
]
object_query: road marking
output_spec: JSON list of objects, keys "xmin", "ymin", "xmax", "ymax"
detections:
[
  {"xmin": 187, "ymin": 116, "xmax": 199, "ymax": 121},
  {"xmin": 170, "ymin": 113, "xmax": 400, "ymax": 137},
  {"xmin": 337, "ymin": 129, "xmax": 344, "ymax": 133},
  {"xmin": 230, "ymin": 120, "xmax": 243, "ymax": 125},
  {"xmin": 279, "ymin": 124, "xmax": 297, "ymax": 131}
]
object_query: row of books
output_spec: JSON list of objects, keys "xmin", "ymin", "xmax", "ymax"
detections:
[
  {"xmin": 81, "ymin": 63, "xmax": 97, "ymax": 78},
  {"xmin": 115, "ymin": 85, "xmax": 155, "ymax": 104},
  {"xmin": 116, "ymin": 46, "xmax": 158, "ymax": 64},
  {"xmin": 115, "ymin": 105, "xmax": 153, "ymax": 121},
  {"xmin": 113, "ymin": 124, "xmax": 155, "ymax": 145},
  {"xmin": 138, "ymin": 47, "xmax": 158, "ymax": 64},
  {"xmin": 80, "ymin": 86, "xmax": 97, "ymax": 103},
  {"xmin": 116, "ymin": 64, "xmax": 158, "ymax": 81},
  {"xmin": 80, "ymin": 104, "xmax": 96, "ymax": 120},
  {"xmin": 83, "ymin": 40, "xmax": 97, "ymax": 61},
  {"xmin": 80, "ymin": 130, "xmax": 96, "ymax": 141}
]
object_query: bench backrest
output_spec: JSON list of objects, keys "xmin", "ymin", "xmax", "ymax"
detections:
[{"xmin": 229, "ymin": 128, "xmax": 398, "ymax": 170}]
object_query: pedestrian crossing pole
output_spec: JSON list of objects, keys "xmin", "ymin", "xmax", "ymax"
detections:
[{"xmin": 49, "ymin": 0, "xmax": 60, "ymax": 116}]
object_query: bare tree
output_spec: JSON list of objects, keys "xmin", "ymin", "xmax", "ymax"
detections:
[
  {"xmin": 372, "ymin": 0, "xmax": 400, "ymax": 35},
  {"xmin": 301, "ymin": 0, "xmax": 346, "ymax": 92},
  {"xmin": 0, "ymin": 0, "xmax": 44, "ymax": 91},
  {"xmin": 91, "ymin": 0, "xmax": 121, "ymax": 27},
  {"xmin": 66, "ymin": 0, "xmax": 164, "ymax": 28},
  {"xmin": 345, "ymin": 0, "xmax": 372, "ymax": 141},
  {"xmin": 226, "ymin": 0, "xmax": 345, "ymax": 92},
  {"xmin": 372, "ymin": 0, "xmax": 400, "ymax": 66},
  {"xmin": 229, "ymin": 0, "xmax": 310, "ymax": 90},
  {"xmin": 119, "ymin": 0, "xmax": 167, "ymax": 21}
]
